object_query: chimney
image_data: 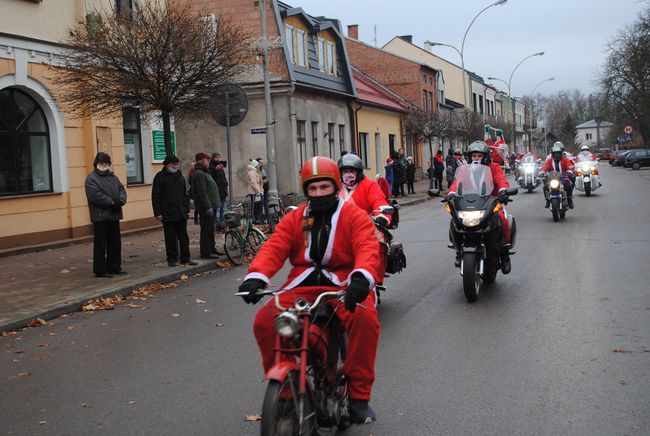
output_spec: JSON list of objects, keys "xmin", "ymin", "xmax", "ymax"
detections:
[
  {"xmin": 399, "ymin": 35, "xmax": 413, "ymax": 44},
  {"xmin": 347, "ymin": 24, "xmax": 359, "ymax": 40}
]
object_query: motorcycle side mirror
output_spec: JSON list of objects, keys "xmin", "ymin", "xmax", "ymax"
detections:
[
  {"xmin": 428, "ymin": 189, "xmax": 441, "ymax": 197},
  {"xmin": 378, "ymin": 205, "xmax": 394, "ymax": 215},
  {"xmin": 505, "ymin": 187, "xmax": 518, "ymax": 196}
]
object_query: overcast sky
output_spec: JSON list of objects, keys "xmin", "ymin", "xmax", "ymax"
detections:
[{"xmin": 296, "ymin": 0, "xmax": 648, "ymax": 98}]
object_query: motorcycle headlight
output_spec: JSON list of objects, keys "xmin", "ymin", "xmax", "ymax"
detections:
[
  {"xmin": 457, "ymin": 210, "xmax": 485, "ymax": 227},
  {"xmin": 275, "ymin": 311, "xmax": 300, "ymax": 338},
  {"xmin": 590, "ymin": 165, "xmax": 597, "ymax": 171},
  {"xmin": 549, "ymin": 179, "xmax": 560, "ymax": 189}
]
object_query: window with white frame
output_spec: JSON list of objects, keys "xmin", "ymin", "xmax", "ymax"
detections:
[
  {"xmin": 326, "ymin": 41, "xmax": 335, "ymax": 75},
  {"xmin": 297, "ymin": 29, "xmax": 307, "ymax": 66},
  {"xmin": 285, "ymin": 24, "xmax": 295, "ymax": 64},
  {"xmin": 122, "ymin": 107, "xmax": 144, "ymax": 185},
  {"xmin": 318, "ymin": 38, "xmax": 326, "ymax": 72}
]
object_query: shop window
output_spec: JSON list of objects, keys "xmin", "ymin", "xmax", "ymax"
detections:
[
  {"xmin": 0, "ymin": 88, "xmax": 52, "ymax": 196},
  {"xmin": 122, "ymin": 107, "xmax": 144, "ymax": 185}
]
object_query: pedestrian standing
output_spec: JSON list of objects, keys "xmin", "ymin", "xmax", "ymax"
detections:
[
  {"xmin": 256, "ymin": 158, "xmax": 269, "ymax": 220},
  {"xmin": 191, "ymin": 152, "xmax": 221, "ymax": 259},
  {"xmin": 433, "ymin": 148, "xmax": 445, "ymax": 190},
  {"xmin": 152, "ymin": 155, "xmax": 197, "ymax": 267},
  {"xmin": 187, "ymin": 162, "xmax": 199, "ymax": 224},
  {"xmin": 246, "ymin": 159, "xmax": 263, "ymax": 222},
  {"xmin": 391, "ymin": 151, "xmax": 405, "ymax": 197},
  {"xmin": 84, "ymin": 152, "xmax": 127, "ymax": 278},
  {"xmin": 209, "ymin": 152, "xmax": 228, "ymax": 230},
  {"xmin": 384, "ymin": 157, "xmax": 394, "ymax": 186},
  {"xmin": 405, "ymin": 156, "xmax": 416, "ymax": 194},
  {"xmin": 397, "ymin": 148, "xmax": 408, "ymax": 195},
  {"xmin": 445, "ymin": 149, "xmax": 458, "ymax": 189}
]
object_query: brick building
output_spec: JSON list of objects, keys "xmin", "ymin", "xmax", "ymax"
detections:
[{"xmin": 345, "ymin": 26, "xmax": 438, "ymax": 167}]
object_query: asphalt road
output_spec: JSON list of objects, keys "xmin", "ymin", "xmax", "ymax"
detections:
[{"xmin": 1, "ymin": 165, "xmax": 648, "ymax": 436}]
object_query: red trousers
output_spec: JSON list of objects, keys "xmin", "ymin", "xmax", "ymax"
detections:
[
  {"xmin": 253, "ymin": 286, "xmax": 381, "ymax": 401},
  {"xmin": 498, "ymin": 209, "xmax": 511, "ymax": 244}
]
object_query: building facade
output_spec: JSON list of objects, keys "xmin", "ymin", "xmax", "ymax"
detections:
[
  {"xmin": 575, "ymin": 119, "xmax": 614, "ymax": 149},
  {"xmin": 0, "ymin": 0, "xmax": 166, "ymax": 251}
]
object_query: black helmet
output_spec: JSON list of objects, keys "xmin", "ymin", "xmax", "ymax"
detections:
[
  {"xmin": 465, "ymin": 140, "xmax": 491, "ymax": 164},
  {"xmin": 338, "ymin": 153, "xmax": 364, "ymax": 172}
]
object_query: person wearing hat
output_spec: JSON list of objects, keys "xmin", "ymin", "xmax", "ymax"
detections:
[
  {"xmin": 152, "ymin": 155, "xmax": 197, "ymax": 267},
  {"xmin": 405, "ymin": 156, "xmax": 416, "ymax": 194},
  {"xmin": 208, "ymin": 152, "xmax": 228, "ymax": 229},
  {"xmin": 84, "ymin": 152, "xmax": 127, "ymax": 278},
  {"xmin": 191, "ymin": 152, "xmax": 221, "ymax": 259},
  {"xmin": 246, "ymin": 159, "xmax": 263, "ymax": 222}
]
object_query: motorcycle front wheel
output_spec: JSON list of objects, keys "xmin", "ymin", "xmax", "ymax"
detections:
[
  {"xmin": 551, "ymin": 198, "xmax": 560, "ymax": 222},
  {"xmin": 261, "ymin": 372, "xmax": 316, "ymax": 436},
  {"xmin": 462, "ymin": 252, "xmax": 481, "ymax": 302}
]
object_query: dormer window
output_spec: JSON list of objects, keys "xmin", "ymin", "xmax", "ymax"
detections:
[{"xmin": 285, "ymin": 24, "xmax": 308, "ymax": 67}]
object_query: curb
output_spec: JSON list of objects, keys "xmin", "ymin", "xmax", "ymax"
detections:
[{"xmin": 1, "ymin": 260, "xmax": 227, "ymax": 333}]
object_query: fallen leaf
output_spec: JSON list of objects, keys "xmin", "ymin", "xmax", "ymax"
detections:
[
  {"xmin": 65, "ymin": 326, "xmax": 74, "ymax": 330},
  {"xmin": 216, "ymin": 323, "xmax": 224, "ymax": 327},
  {"xmin": 7, "ymin": 371, "xmax": 31, "ymax": 380},
  {"xmin": 171, "ymin": 313, "xmax": 181, "ymax": 318},
  {"xmin": 125, "ymin": 303, "xmax": 143, "ymax": 309},
  {"xmin": 617, "ymin": 378, "xmax": 627, "ymax": 385},
  {"xmin": 203, "ymin": 309, "xmax": 212, "ymax": 313},
  {"xmin": 14, "ymin": 350, "xmax": 25, "ymax": 354},
  {"xmin": 128, "ymin": 400, "xmax": 136, "ymax": 405},
  {"xmin": 180, "ymin": 274, "xmax": 189, "ymax": 281},
  {"xmin": 81, "ymin": 403, "xmax": 90, "ymax": 408},
  {"xmin": 245, "ymin": 414, "xmax": 262, "ymax": 422},
  {"xmin": 26, "ymin": 318, "xmax": 47, "ymax": 328},
  {"xmin": 48, "ymin": 333, "xmax": 58, "ymax": 336},
  {"xmin": 39, "ymin": 421, "xmax": 47, "ymax": 425},
  {"xmin": 37, "ymin": 343, "xmax": 49, "ymax": 348},
  {"xmin": 613, "ymin": 348, "xmax": 629, "ymax": 353},
  {"xmin": 60, "ymin": 269, "xmax": 70, "ymax": 274},
  {"xmin": 195, "ymin": 298, "xmax": 206, "ymax": 304},
  {"xmin": 59, "ymin": 314, "xmax": 71, "ymax": 319}
]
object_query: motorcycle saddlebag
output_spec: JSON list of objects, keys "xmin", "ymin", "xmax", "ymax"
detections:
[{"xmin": 386, "ymin": 242, "xmax": 407, "ymax": 274}]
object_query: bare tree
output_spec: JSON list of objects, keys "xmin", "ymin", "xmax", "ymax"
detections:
[
  {"xmin": 57, "ymin": 0, "xmax": 250, "ymax": 155},
  {"xmin": 451, "ymin": 109, "xmax": 483, "ymax": 149},
  {"xmin": 599, "ymin": 7, "xmax": 650, "ymax": 146},
  {"xmin": 404, "ymin": 110, "xmax": 451, "ymax": 163}
]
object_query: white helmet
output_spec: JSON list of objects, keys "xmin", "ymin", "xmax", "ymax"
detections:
[{"xmin": 580, "ymin": 145, "xmax": 589, "ymax": 152}]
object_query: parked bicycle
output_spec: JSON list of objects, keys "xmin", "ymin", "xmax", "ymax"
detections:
[
  {"xmin": 222, "ymin": 203, "xmax": 267, "ymax": 265},
  {"xmin": 266, "ymin": 192, "xmax": 296, "ymax": 233}
]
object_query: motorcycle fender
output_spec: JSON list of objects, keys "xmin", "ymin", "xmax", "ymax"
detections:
[
  {"xmin": 584, "ymin": 177, "xmax": 591, "ymax": 183},
  {"xmin": 264, "ymin": 361, "xmax": 298, "ymax": 382},
  {"xmin": 462, "ymin": 246, "xmax": 485, "ymax": 258}
]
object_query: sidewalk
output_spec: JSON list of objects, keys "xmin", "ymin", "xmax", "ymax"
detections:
[{"xmin": 0, "ymin": 180, "xmax": 434, "ymax": 332}]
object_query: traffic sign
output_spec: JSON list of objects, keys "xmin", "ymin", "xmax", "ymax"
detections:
[{"xmin": 624, "ymin": 125, "xmax": 633, "ymax": 134}]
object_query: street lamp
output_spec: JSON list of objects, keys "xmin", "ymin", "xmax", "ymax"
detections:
[
  {"xmin": 528, "ymin": 77, "xmax": 554, "ymax": 154},
  {"xmin": 425, "ymin": 0, "xmax": 508, "ymax": 109},
  {"xmin": 487, "ymin": 51, "xmax": 544, "ymax": 153}
]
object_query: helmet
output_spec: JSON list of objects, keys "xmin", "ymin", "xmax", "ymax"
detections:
[
  {"xmin": 553, "ymin": 141, "xmax": 565, "ymax": 151},
  {"xmin": 337, "ymin": 153, "xmax": 364, "ymax": 172},
  {"xmin": 465, "ymin": 140, "xmax": 491, "ymax": 164},
  {"xmin": 551, "ymin": 143, "xmax": 563, "ymax": 153},
  {"xmin": 301, "ymin": 156, "xmax": 341, "ymax": 195},
  {"xmin": 580, "ymin": 145, "xmax": 589, "ymax": 151}
]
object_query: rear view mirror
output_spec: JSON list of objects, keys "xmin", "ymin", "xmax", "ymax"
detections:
[{"xmin": 428, "ymin": 189, "xmax": 440, "ymax": 197}]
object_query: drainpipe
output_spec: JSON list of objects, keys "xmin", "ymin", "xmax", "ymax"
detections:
[{"xmin": 350, "ymin": 100, "xmax": 361, "ymax": 154}]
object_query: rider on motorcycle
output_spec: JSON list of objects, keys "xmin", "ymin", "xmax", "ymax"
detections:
[
  {"xmin": 238, "ymin": 156, "xmax": 381, "ymax": 424},
  {"xmin": 575, "ymin": 145, "xmax": 600, "ymax": 175},
  {"xmin": 447, "ymin": 141, "xmax": 513, "ymax": 273},
  {"xmin": 339, "ymin": 154, "xmax": 392, "ymax": 286},
  {"xmin": 541, "ymin": 143, "xmax": 575, "ymax": 209}
]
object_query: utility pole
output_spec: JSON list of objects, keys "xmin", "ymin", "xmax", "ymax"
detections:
[{"xmin": 259, "ymin": 0, "xmax": 278, "ymax": 196}]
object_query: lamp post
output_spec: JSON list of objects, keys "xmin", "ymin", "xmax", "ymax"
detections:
[
  {"xmin": 425, "ymin": 0, "xmax": 508, "ymax": 109},
  {"xmin": 528, "ymin": 77, "xmax": 554, "ymax": 154},
  {"xmin": 487, "ymin": 50, "xmax": 544, "ymax": 154}
]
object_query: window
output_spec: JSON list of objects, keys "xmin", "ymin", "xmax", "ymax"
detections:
[
  {"xmin": 422, "ymin": 91, "xmax": 428, "ymax": 112},
  {"xmin": 328, "ymin": 123, "xmax": 336, "ymax": 158},
  {"xmin": 285, "ymin": 24, "xmax": 295, "ymax": 64},
  {"xmin": 318, "ymin": 38, "xmax": 326, "ymax": 72},
  {"xmin": 479, "ymin": 95, "xmax": 484, "ymax": 114},
  {"xmin": 297, "ymin": 121, "xmax": 306, "ymax": 166},
  {"xmin": 358, "ymin": 133, "xmax": 369, "ymax": 168},
  {"xmin": 326, "ymin": 42, "xmax": 336, "ymax": 75},
  {"xmin": 122, "ymin": 107, "xmax": 144, "ymax": 185},
  {"xmin": 0, "ymin": 88, "xmax": 52, "ymax": 196},
  {"xmin": 586, "ymin": 133, "xmax": 592, "ymax": 140},
  {"xmin": 339, "ymin": 124, "xmax": 345, "ymax": 153},
  {"xmin": 428, "ymin": 91, "xmax": 434, "ymax": 112},
  {"xmin": 296, "ymin": 29, "xmax": 307, "ymax": 67},
  {"xmin": 472, "ymin": 93, "xmax": 478, "ymax": 112},
  {"xmin": 423, "ymin": 74, "xmax": 427, "ymax": 83},
  {"xmin": 311, "ymin": 122, "xmax": 319, "ymax": 157},
  {"xmin": 115, "ymin": 0, "xmax": 134, "ymax": 18},
  {"xmin": 389, "ymin": 134, "xmax": 396, "ymax": 155}
]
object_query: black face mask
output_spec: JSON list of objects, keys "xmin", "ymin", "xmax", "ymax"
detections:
[{"xmin": 309, "ymin": 193, "xmax": 338, "ymax": 214}]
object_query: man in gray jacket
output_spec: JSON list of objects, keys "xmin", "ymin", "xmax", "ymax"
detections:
[
  {"xmin": 85, "ymin": 152, "xmax": 127, "ymax": 277},
  {"xmin": 191, "ymin": 152, "xmax": 221, "ymax": 259}
]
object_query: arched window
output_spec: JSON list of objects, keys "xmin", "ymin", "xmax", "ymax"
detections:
[{"xmin": 0, "ymin": 88, "xmax": 52, "ymax": 196}]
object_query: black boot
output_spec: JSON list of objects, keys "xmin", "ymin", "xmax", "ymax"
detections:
[
  {"xmin": 545, "ymin": 199, "xmax": 550, "ymax": 208},
  {"xmin": 501, "ymin": 254, "xmax": 511, "ymax": 274},
  {"xmin": 454, "ymin": 252, "xmax": 462, "ymax": 268},
  {"xmin": 568, "ymin": 196, "xmax": 574, "ymax": 209},
  {"xmin": 350, "ymin": 400, "xmax": 377, "ymax": 424}
]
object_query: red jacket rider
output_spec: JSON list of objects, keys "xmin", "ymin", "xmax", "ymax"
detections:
[{"xmin": 238, "ymin": 156, "xmax": 381, "ymax": 424}]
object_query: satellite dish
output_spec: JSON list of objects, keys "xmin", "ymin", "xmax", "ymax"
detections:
[{"xmin": 213, "ymin": 84, "xmax": 248, "ymax": 127}]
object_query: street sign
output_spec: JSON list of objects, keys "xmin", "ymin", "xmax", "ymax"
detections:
[
  {"xmin": 251, "ymin": 128, "xmax": 266, "ymax": 134},
  {"xmin": 624, "ymin": 125, "xmax": 633, "ymax": 134},
  {"xmin": 618, "ymin": 134, "xmax": 632, "ymax": 142}
]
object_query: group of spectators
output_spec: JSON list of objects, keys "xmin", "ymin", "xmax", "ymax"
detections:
[
  {"xmin": 383, "ymin": 148, "xmax": 416, "ymax": 197},
  {"xmin": 84, "ymin": 150, "xmax": 236, "ymax": 278}
]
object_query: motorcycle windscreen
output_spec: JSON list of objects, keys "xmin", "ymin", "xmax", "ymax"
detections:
[{"xmin": 455, "ymin": 164, "xmax": 494, "ymax": 197}]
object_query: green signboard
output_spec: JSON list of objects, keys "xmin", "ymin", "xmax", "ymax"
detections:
[{"xmin": 152, "ymin": 130, "xmax": 176, "ymax": 162}]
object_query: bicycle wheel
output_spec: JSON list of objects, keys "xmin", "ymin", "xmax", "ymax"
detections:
[
  {"xmin": 223, "ymin": 230, "xmax": 244, "ymax": 265},
  {"xmin": 247, "ymin": 227, "xmax": 267, "ymax": 253}
]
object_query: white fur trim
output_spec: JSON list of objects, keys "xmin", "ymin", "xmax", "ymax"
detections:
[
  {"xmin": 284, "ymin": 267, "xmax": 316, "ymax": 290},
  {"xmin": 348, "ymin": 268, "xmax": 375, "ymax": 290},
  {"xmin": 244, "ymin": 272, "xmax": 270, "ymax": 284}
]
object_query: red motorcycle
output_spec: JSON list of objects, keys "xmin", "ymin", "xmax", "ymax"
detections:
[{"xmin": 236, "ymin": 289, "xmax": 351, "ymax": 435}]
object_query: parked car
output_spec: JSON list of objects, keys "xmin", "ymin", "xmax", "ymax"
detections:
[
  {"xmin": 624, "ymin": 149, "xmax": 650, "ymax": 170},
  {"xmin": 612, "ymin": 150, "xmax": 631, "ymax": 167},
  {"xmin": 597, "ymin": 148, "xmax": 612, "ymax": 161}
]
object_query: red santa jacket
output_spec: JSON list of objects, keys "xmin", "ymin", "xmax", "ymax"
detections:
[
  {"xmin": 449, "ymin": 162, "xmax": 509, "ymax": 197},
  {"xmin": 343, "ymin": 177, "xmax": 391, "ymax": 224},
  {"xmin": 244, "ymin": 198, "xmax": 379, "ymax": 290},
  {"xmin": 541, "ymin": 157, "xmax": 574, "ymax": 174}
]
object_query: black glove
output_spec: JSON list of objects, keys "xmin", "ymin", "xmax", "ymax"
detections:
[
  {"xmin": 446, "ymin": 192, "xmax": 459, "ymax": 201},
  {"xmin": 498, "ymin": 188, "xmax": 509, "ymax": 204},
  {"xmin": 374, "ymin": 216, "xmax": 389, "ymax": 228},
  {"xmin": 345, "ymin": 273, "xmax": 371, "ymax": 313},
  {"xmin": 238, "ymin": 279, "xmax": 266, "ymax": 304}
]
